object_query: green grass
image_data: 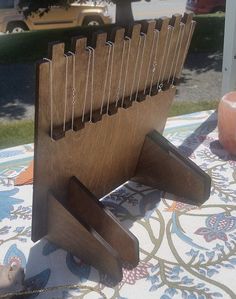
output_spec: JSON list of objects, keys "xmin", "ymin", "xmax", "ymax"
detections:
[
  {"xmin": 0, "ymin": 13, "xmax": 225, "ymax": 64},
  {"xmin": 168, "ymin": 99, "xmax": 219, "ymax": 117},
  {"xmin": 0, "ymin": 120, "xmax": 34, "ymax": 149},
  {"xmin": 191, "ymin": 13, "xmax": 225, "ymax": 52},
  {"xmin": 0, "ymin": 100, "xmax": 218, "ymax": 150}
]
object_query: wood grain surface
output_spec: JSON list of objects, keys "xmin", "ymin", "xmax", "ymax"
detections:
[
  {"xmin": 32, "ymin": 14, "xmax": 195, "ymax": 242},
  {"xmin": 133, "ymin": 130, "xmax": 211, "ymax": 205}
]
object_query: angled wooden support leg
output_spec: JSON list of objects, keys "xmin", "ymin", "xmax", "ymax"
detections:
[
  {"xmin": 46, "ymin": 192, "xmax": 123, "ymax": 283},
  {"xmin": 67, "ymin": 177, "xmax": 139, "ymax": 266},
  {"xmin": 133, "ymin": 130, "xmax": 211, "ymax": 206}
]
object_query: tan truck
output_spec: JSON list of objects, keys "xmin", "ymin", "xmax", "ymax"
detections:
[{"xmin": 0, "ymin": 0, "xmax": 112, "ymax": 33}]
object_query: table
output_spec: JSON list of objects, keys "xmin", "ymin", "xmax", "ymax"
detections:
[{"xmin": 0, "ymin": 110, "xmax": 235, "ymax": 299}]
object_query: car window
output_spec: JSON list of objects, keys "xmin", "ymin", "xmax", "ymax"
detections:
[{"xmin": 0, "ymin": 0, "xmax": 14, "ymax": 9}]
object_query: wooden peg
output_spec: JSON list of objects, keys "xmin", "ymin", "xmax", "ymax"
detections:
[
  {"xmin": 48, "ymin": 42, "xmax": 65, "ymax": 61},
  {"xmin": 111, "ymin": 27, "xmax": 125, "ymax": 43},
  {"xmin": 140, "ymin": 20, "xmax": 149, "ymax": 33},
  {"xmin": 107, "ymin": 102, "xmax": 118, "ymax": 116},
  {"xmin": 182, "ymin": 12, "xmax": 194, "ymax": 25},
  {"xmin": 129, "ymin": 23, "xmax": 142, "ymax": 39},
  {"xmin": 156, "ymin": 17, "xmax": 170, "ymax": 31},
  {"xmin": 150, "ymin": 86, "xmax": 159, "ymax": 96},
  {"xmin": 122, "ymin": 97, "xmax": 133, "ymax": 109},
  {"xmin": 51, "ymin": 126, "xmax": 65, "ymax": 141},
  {"xmin": 91, "ymin": 109, "xmax": 103, "ymax": 123},
  {"xmin": 170, "ymin": 14, "xmax": 182, "ymax": 27},
  {"xmin": 94, "ymin": 32, "xmax": 107, "ymax": 48},
  {"xmin": 133, "ymin": 130, "xmax": 211, "ymax": 205},
  {"xmin": 136, "ymin": 92, "xmax": 146, "ymax": 102},
  {"xmin": 146, "ymin": 20, "xmax": 157, "ymax": 37},
  {"xmin": 73, "ymin": 117, "xmax": 85, "ymax": 131},
  {"xmin": 72, "ymin": 36, "xmax": 87, "ymax": 54}
]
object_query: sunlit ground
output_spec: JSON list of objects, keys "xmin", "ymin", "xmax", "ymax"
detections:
[{"xmin": 108, "ymin": 0, "xmax": 186, "ymax": 21}]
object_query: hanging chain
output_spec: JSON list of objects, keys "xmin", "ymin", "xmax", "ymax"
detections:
[
  {"xmin": 179, "ymin": 21, "xmax": 195, "ymax": 75},
  {"xmin": 68, "ymin": 51, "xmax": 76, "ymax": 130},
  {"xmin": 149, "ymin": 29, "xmax": 160, "ymax": 95},
  {"xmin": 168, "ymin": 22, "xmax": 184, "ymax": 83},
  {"xmin": 172, "ymin": 22, "xmax": 185, "ymax": 85},
  {"xmin": 43, "ymin": 58, "xmax": 54, "ymax": 141},
  {"xmin": 156, "ymin": 26, "xmax": 171, "ymax": 91},
  {"xmin": 82, "ymin": 47, "xmax": 92, "ymax": 122},
  {"xmin": 144, "ymin": 29, "xmax": 158, "ymax": 95},
  {"xmin": 106, "ymin": 41, "xmax": 115, "ymax": 114},
  {"xmin": 0, "ymin": 283, "xmax": 107, "ymax": 299},
  {"xmin": 87, "ymin": 46, "xmax": 95, "ymax": 122},
  {"xmin": 135, "ymin": 32, "xmax": 147, "ymax": 101},
  {"xmin": 101, "ymin": 42, "xmax": 112, "ymax": 114},
  {"xmin": 115, "ymin": 40, "xmax": 126, "ymax": 107},
  {"xmin": 121, "ymin": 36, "xmax": 131, "ymax": 107},
  {"xmin": 129, "ymin": 35, "xmax": 142, "ymax": 101},
  {"xmin": 63, "ymin": 54, "xmax": 69, "ymax": 132},
  {"xmin": 161, "ymin": 25, "xmax": 174, "ymax": 86}
]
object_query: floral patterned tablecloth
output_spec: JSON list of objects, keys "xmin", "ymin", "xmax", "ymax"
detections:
[{"xmin": 0, "ymin": 110, "xmax": 236, "ymax": 299}]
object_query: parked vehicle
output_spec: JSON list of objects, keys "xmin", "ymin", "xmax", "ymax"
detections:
[
  {"xmin": 186, "ymin": 0, "xmax": 226, "ymax": 14},
  {"xmin": 0, "ymin": 0, "xmax": 111, "ymax": 33}
]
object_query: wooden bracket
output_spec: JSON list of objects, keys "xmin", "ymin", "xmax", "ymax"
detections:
[
  {"xmin": 133, "ymin": 130, "xmax": 211, "ymax": 206},
  {"xmin": 45, "ymin": 177, "xmax": 139, "ymax": 283}
]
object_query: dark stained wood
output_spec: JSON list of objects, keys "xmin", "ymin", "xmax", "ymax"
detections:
[
  {"xmin": 31, "ymin": 13, "xmax": 206, "ymax": 282},
  {"xmin": 133, "ymin": 130, "xmax": 211, "ymax": 205},
  {"xmin": 46, "ymin": 192, "xmax": 123, "ymax": 283},
  {"xmin": 67, "ymin": 176, "xmax": 139, "ymax": 266},
  {"xmin": 32, "ymin": 74, "xmax": 176, "ymax": 242}
]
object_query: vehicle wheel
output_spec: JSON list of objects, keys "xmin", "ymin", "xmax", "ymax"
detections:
[
  {"xmin": 6, "ymin": 22, "xmax": 28, "ymax": 34},
  {"xmin": 82, "ymin": 16, "xmax": 104, "ymax": 26},
  {"xmin": 212, "ymin": 6, "xmax": 225, "ymax": 13}
]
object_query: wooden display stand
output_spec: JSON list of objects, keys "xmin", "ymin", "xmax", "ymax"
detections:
[{"xmin": 32, "ymin": 13, "xmax": 211, "ymax": 283}]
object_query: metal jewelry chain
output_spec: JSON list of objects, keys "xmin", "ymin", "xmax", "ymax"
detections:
[
  {"xmin": 121, "ymin": 36, "xmax": 131, "ymax": 107},
  {"xmin": 101, "ymin": 42, "xmax": 112, "ymax": 114},
  {"xmin": 161, "ymin": 26, "xmax": 174, "ymax": 86},
  {"xmin": 149, "ymin": 29, "xmax": 160, "ymax": 95},
  {"xmin": 179, "ymin": 21, "xmax": 195, "ymax": 74},
  {"xmin": 172, "ymin": 23, "xmax": 185, "ymax": 85},
  {"xmin": 63, "ymin": 54, "xmax": 69, "ymax": 132},
  {"xmin": 129, "ymin": 35, "xmax": 142, "ymax": 101},
  {"xmin": 87, "ymin": 46, "xmax": 95, "ymax": 122},
  {"xmin": 167, "ymin": 23, "xmax": 184, "ymax": 83},
  {"xmin": 68, "ymin": 51, "xmax": 76, "ymax": 130},
  {"xmin": 135, "ymin": 32, "xmax": 147, "ymax": 101},
  {"xmin": 106, "ymin": 41, "xmax": 115, "ymax": 114},
  {"xmin": 43, "ymin": 58, "xmax": 54, "ymax": 141},
  {"xmin": 156, "ymin": 26, "xmax": 171, "ymax": 90},
  {"xmin": 115, "ymin": 40, "xmax": 126, "ymax": 107},
  {"xmin": 0, "ymin": 283, "xmax": 107, "ymax": 299},
  {"xmin": 82, "ymin": 48, "xmax": 92, "ymax": 122},
  {"xmin": 144, "ymin": 29, "xmax": 158, "ymax": 95}
]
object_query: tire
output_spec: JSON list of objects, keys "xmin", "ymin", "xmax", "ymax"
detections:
[
  {"xmin": 6, "ymin": 22, "xmax": 28, "ymax": 34},
  {"xmin": 82, "ymin": 16, "xmax": 104, "ymax": 26},
  {"xmin": 212, "ymin": 6, "xmax": 225, "ymax": 13}
]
